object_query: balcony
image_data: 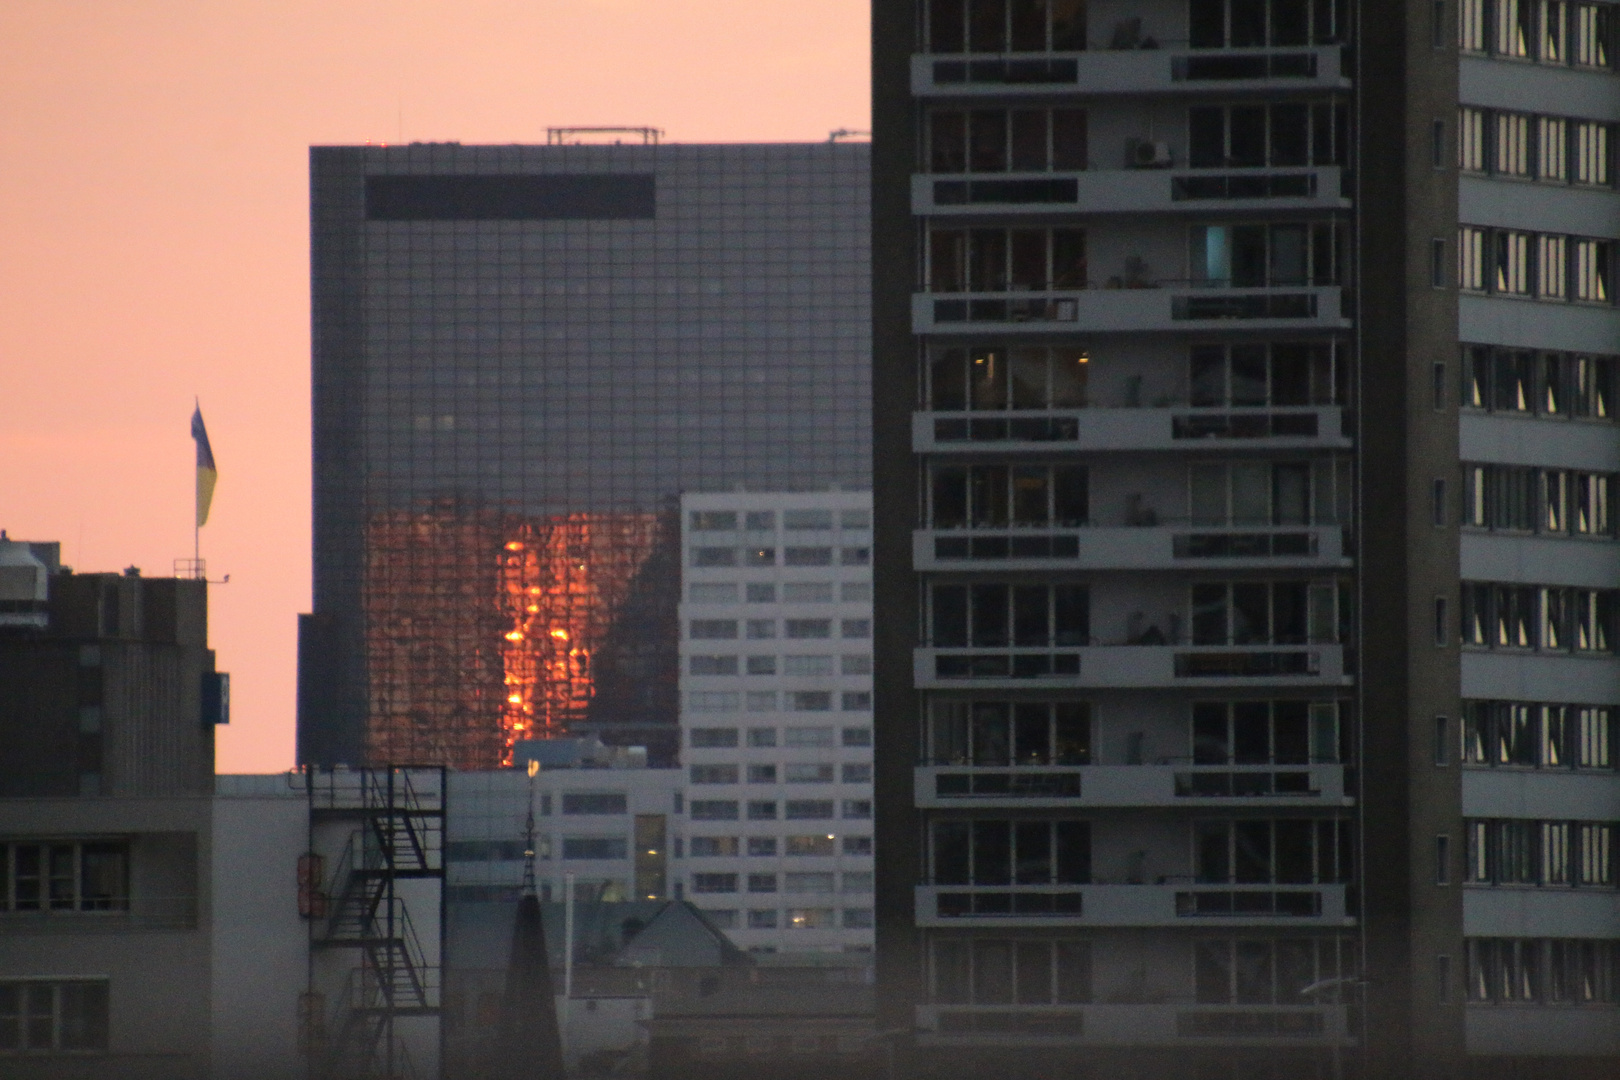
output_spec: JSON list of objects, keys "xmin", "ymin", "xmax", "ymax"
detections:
[
  {"xmin": 914, "ymin": 882, "xmax": 1353, "ymax": 927},
  {"xmin": 915, "ymin": 1003, "xmax": 1353, "ymax": 1047},
  {"xmin": 914, "ymin": 287, "xmax": 1348, "ymax": 334},
  {"xmin": 913, "ymin": 406, "xmax": 1349, "ymax": 452},
  {"xmin": 914, "ymin": 764, "xmax": 1351, "ymax": 809},
  {"xmin": 914, "ymin": 644, "xmax": 1350, "ymax": 689},
  {"xmin": 911, "ymin": 45, "xmax": 1350, "ymax": 97},
  {"xmin": 914, "ymin": 526, "xmax": 1349, "ymax": 572},
  {"xmin": 914, "ymin": 167, "xmax": 1348, "ymax": 216}
]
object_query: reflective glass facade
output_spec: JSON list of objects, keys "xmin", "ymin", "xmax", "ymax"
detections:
[{"xmin": 302, "ymin": 143, "xmax": 871, "ymax": 769}]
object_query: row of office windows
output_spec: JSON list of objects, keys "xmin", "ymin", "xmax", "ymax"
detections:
[
  {"xmin": 687, "ymin": 690, "xmax": 869, "ymax": 713},
  {"xmin": 926, "ymin": 107, "xmax": 1089, "ymax": 173},
  {"xmin": 689, "ymin": 508, "xmax": 870, "ymax": 532},
  {"xmin": 1461, "ymin": 701, "xmax": 1616, "ymax": 769},
  {"xmin": 0, "ymin": 842, "xmax": 128, "ymax": 913},
  {"xmin": 0, "ymin": 981, "xmax": 108, "ymax": 1053},
  {"xmin": 1458, "ymin": 107, "xmax": 1612, "ymax": 185},
  {"xmin": 701, "ymin": 906, "xmax": 872, "ymax": 931},
  {"xmin": 689, "ymin": 657, "xmax": 873, "ymax": 683},
  {"xmin": 1456, "ymin": 226, "xmax": 1611, "ymax": 302},
  {"xmin": 687, "ymin": 835, "xmax": 872, "ymax": 858},
  {"xmin": 1461, "ymin": 346, "xmax": 1615, "ymax": 418},
  {"xmin": 689, "ymin": 763, "xmax": 873, "ymax": 785},
  {"xmin": 1467, "ymin": 939, "xmax": 1620, "ymax": 1004},
  {"xmin": 1187, "ymin": 102, "xmax": 1349, "ymax": 169},
  {"xmin": 1459, "ymin": 582, "xmax": 1617, "ymax": 652},
  {"xmin": 689, "ymin": 581, "xmax": 872, "ymax": 604},
  {"xmin": 1462, "ymin": 464, "xmax": 1613, "ymax": 535},
  {"xmin": 689, "ymin": 725, "xmax": 872, "ymax": 749},
  {"xmin": 690, "ymin": 546, "xmax": 871, "ymax": 568},
  {"xmin": 1459, "ymin": 0, "xmax": 1613, "ymax": 68},
  {"xmin": 922, "ymin": 342, "xmax": 1346, "ymax": 412},
  {"xmin": 689, "ymin": 618, "xmax": 870, "ymax": 640},
  {"xmin": 927, "ymin": 0, "xmax": 1347, "ymax": 53},
  {"xmin": 689, "ymin": 799, "xmax": 871, "ymax": 821},
  {"xmin": 691, "ymin": 872, "xmax": 873, "ymax": 894},
  {"xmin": 1465, "ymin": 819, "xmax": 1615, "ymax": 886}
]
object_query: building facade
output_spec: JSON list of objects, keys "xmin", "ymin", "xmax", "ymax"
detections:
[
  {"xmin": 677, "ymin": 490, "xmax": 877, "ymax": 953},
  {"xmin": 871, "ymin": 2, "xmax": 1619, "ymax": 1078},
  {"xmin": 301, "ymin": 140, "xmax": 870, "ymax": 771}
]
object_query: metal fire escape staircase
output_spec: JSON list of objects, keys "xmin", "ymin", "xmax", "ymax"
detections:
[{"xmin": 307, "ymin": 768, "xmax": 446, "ymax": 1080}]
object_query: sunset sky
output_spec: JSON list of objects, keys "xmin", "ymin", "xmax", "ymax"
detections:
[{"xmin": 0, "ymin": 1, "xmax": 870, "ymax": 772}]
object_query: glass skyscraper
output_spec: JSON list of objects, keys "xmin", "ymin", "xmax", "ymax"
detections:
[{"xmin": 300, "ymin": 141, "xmax": 871, "ymax": 769}]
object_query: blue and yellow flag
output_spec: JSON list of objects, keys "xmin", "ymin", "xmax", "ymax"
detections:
[{"xmin": 191, "ymin": 404, "xmax": 218, "ymax": 527}]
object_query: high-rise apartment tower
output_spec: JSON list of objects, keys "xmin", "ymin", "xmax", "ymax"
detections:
[
  {"xmin": 301, "ymin": 140, "xmax": 870, "ymax": 770},
  {"xmin": 872, "ymin": 2, "xmax": 1619, "ymax": 1078}
]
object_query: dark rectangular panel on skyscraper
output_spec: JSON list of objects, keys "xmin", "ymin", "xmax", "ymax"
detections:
[{"xmin": 365, "ymin": 174, "xmax": 656, "ymax": 221}]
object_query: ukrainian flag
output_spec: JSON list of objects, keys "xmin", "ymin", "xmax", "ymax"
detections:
[{"xmin": 192, "ymin": 405, "xmax": 218, "ymax": 527}]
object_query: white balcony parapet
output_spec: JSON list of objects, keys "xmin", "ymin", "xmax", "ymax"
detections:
[
  {"xmin": 911, "ymin": 45, "xmax": 1350, "ymax": 98},
  {"xmin": 914, "ymin": 883, "xmax": 1354, "ymax": 928},
  {"xmin": 913, "ymin": 287, "xmax": 1349, "ymax": 334},
  {"xmin": 914, "ymin": 1002, "xmax": 1354, "ymax": 1047},
  {"xmin": 913, "ymin": 644, "xmax": 1350, "ymax": 689},
  {"xmin": 913, "ymin": 525, "xmax": 1350, "ymax": 572},
  {"xmin": 913, "ymin": 167, "xmax": 1349, "ymax": 216},
  {"xmin": 912, "ymin": 406, "xmax": 1350, "ymax": 452},
  {"xmin": 913, "ymin": 764, "xmax": 1351, "ymax": 809}
]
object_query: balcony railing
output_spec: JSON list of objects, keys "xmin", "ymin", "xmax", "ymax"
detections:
[
  {"xmin": 914, "ymin": 287, "xmax": 1347, "ymax": 332},
  {"xmin": 914, "ymin": 764, "xmax": 1351, "ymax": 807},
  {"xmin": 915, "ymin": 1003, "xmax": 1353, "ymax": 1046},
  {"xmin": 915, "ymin": 882, "xmax": 1354, "ymax": 926},
  {"xmin": 911, "ymin": 46, "xmax": 1349, "ymax": 96},
  {"xmin": 914, "ymin": 644, "xmax": 1349, "ymax": 687},
  {"xmin": 913, "ymin": 526, "xmax": 1350, "ymax": 570},
  {"xmin": 912, "ymin": 406, "xmax": 1350, "ymax": 452}
]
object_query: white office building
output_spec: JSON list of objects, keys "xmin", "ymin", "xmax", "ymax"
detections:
[{"xmin": 678, "ymin": 489, "xmax": 876, "ymax": 953}]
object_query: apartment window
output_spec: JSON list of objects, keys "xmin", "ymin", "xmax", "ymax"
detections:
[
  {"xmin": 1186, "ymin": 0, "xmax": 1343, "ymax": 47},
  {"xmin": 690, "ymin": 727, "xmax": 739, "ymax": 748},
  {"xmin": 1537, "ymin": 116, "xmax": 1567, "ymax": 179},
  {"xmin": 924, "ymin": 0, "xmax": 1088, "ymax": 53},
  {"xmin": 1538, "ymin": 234, "xmax": 1568, "ymax": 298},
  {"xmin": 746, "ymin": 764, "xmax": 776, "ymax": 783},
  {"xmin": 1433, "ymin": 362, "xmax": 1447, "ymax": 409},
  {"xmin": 689, "ymin": 800, "xmax": 739, "ymax": 821},
  {"xmin": 783, "ymin": 509, "xmax": 834, "ymax": 531},
  {"xmin": 691, "ymin": 511, "xmax": 737, "ymax": 531},
  {"xmin": 1460, "ymin": 0, "xmax": 1487, "ymax": 50},
  {"xmin": 1573, "ymin": 3, "xmax": 1612, "ymax": 66},
  {"xmin": 745, "ymin": 546, "xmax": 776, "ymax": 566},
  {"xmin": 1435, "ymin": 0, "xmax": 1450, "ymax": 47},
  {"xmin": 1496, "ymin": 0, "xmax": 1534, "ymax": 56},
  {"xmin": 689, "ymin": 619, "xmax": 738, "ymax": 640},
  {"xmin": 689, "ymin": 764, "xmax": 739, "ymax": 785},
  {"xmin": 1190, "ymin": 222, "xmax": 1343, "ymax": 287},
  {"xmin": 841, "ymin": 691, "xmax": 872, "ymax": 712},
  {"xmin": 929, "ymin": 464, "xmax": 1089, "ymax": 528},
  {"xmin": 1436, "ymin": 715, "xmax": 1451, "ymax": 765},
  {"xmin": 1433, "ymin": 118, "xmax": 1447, "ymax": 168},
  {"xmin": 1186, "ymin": 102, "xmax": 1347, "ymax": 169},
  {"xmin": 927, "ymin": 345, "xmax": 1089, "ymax": 411},
  {"xmin": 1195, "ymin": 818, "xmax": 1352, "ymax": 885},
  {"xmin": 842, "ymin": 725, "xmax": 874, "ymax": 747},
  {"xmin": 841, "ymin": 619, "xmax": 872, "ymax": 638},
  {"xmin": 841, "ymin": 654, "xmax": 873, "ymax": 676},
  {"xmin": 1463, "ymin": 464, "xmax": 1615, "ymax": 536},
  {"xmin": 1575, "ymin": 239, "xmax": 1611, "ymax": 302},
  {"xmin": 0, "ymin": 842, "xmax": 128, "ymax": 913},
  {"xmin": 785, "ymin": 835, "xmax": 836, "ymax": 857},
  {"xmin": 1433, "ymin": 479, "xmax": 1448, "ymax": 526},
  {"xmin": 843, "ymin": 836, "xmax": 874, "ymax": 856},
  {"xmin": 691, "ymin": 873, "xmax": 738, "ymax": 894},
  {"xmin": 931, "ymin": 819, "xmax": 1091, "ymax": 885},
  {"xmin": 784, "ymin": 619, "xmax": 831, "ymax": 640},
  {"xmin": 688, "ymin": 582, "xmax": 737, "ymax": 603},
  {"xmin": 0, "ymin": 980, "xmax": 109, "ymax": 1052},
  {"xmin": 785, "ymin": 726, "xmax": 835, "ymax": 748},
  {"xmin": 1458, "ymin": 108, "xmax": 1486, "ymax": 170},
  {"xmin": 1463, "ymin": 701, "xmax": 1618, "ymax": 769},
  {"xmin": 929, "ymin": 700, "xmax": 1092, "ymax": 765},
  {"xmin": 1438, "ymin": 955, "xmax": 1453, "ymax": 1003},
  {"xmin": 746, "ymin": 727, "xmax": 777, "ymax": 748},
  {"xmin": 784, "ymin": 763, "xmax": 834, "ymax": 784},
  {"xmin": 746, "ymin": 801, "xmax": 777, "ymax": 820},
  {"xmin": 562, "ymin": 837, "xmax": 628, "ymax": 860},
  {"xmin": 928, "ymin": 227, "xmax": 1087, "ymax": 292},
  {"xmin": 1495, "ymin": 230, "xmax": 1532, "ymax": 293},
  {"xmin": 927, "ymin": 107, "xmax": 1089, "ymax": 173},
  {"xmin": 1189, "ymin": 342, "xmax": 1341, "ymax": 407},
  {"xmin": 1192, "ymin": 701, "xmax": 1341, "ymax": 766},
  {"xmin": 930, "ymin": 939, "xmax": 1093, "ymax": 1006},
  {"xmin": 1469, "ymin": 939, "xmax": 1620, "ymax": 1003},
  {"xmin": 1458, "ymin": 227, "xmax": 1487, "ymax": 291},
  {"xmin": 748, "ymin": 837, "xmax": 778, "ymax": 856},
  {"xmin": 930, "ymin": 583, "xmax": 1090, "ymax": 647},
  {"xmin": 746, "ymin": 583, "xmax": 776, "ymax": 603},
  {"xmin": 689, "ymin": 655, "xmax": 738, "ymax": 676},
  {"xmin": 787, "ymin": 691, "xmax": 832, "ymax": 712},
  {"xmin": 1574, "ymin": 121, "xmax": 1610, "ymax": 185},
  {"xmin": 1431, "ymin": 238, "xmax": 1448, "ymax": 287},
  {"xmin": 1463, "ymin": 346, "xmax": 1615, "ymax": 417},
  {"xmin": 746, "ymin": 656, "xmax": 777, "ymax": 676},
  {"xmin": 1437, "ymin": 835, "xmax": 1452, "ymax": 884},
  {"xmin": 1193, "ymin": 939, "xmax": 1349, "ymax": 1006},
  {"xmin": 747, "ymin": 909, "xmax": 777, "ymax": 928},
  {"xmin": 1465, "ymin": 818, "xmax": 1615, "ymax": 885},
  {"xmin": 782, "ymin": 655, "xmax": 833, "ymax": 677},
  {"xmin": 784, "ymin": 800, "xmax": 835, "ymax": 820},
  {"xmin": 561, "ymin": 793, "xmax": 627, "ymax": 815},
  {"xmin": 842, "ymin": 763, "xmax": 873, "ymax": 783},
  {"xmin": 1189, "ymin": 580, "xmax": 1338, "ymax": 646},
  {"xmin": 1495, "ymin": 112, "xmax": 1532, "ymax": 175}
]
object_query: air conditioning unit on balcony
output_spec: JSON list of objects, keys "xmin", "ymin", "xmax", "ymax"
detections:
[{"xmin": 1127, "ymin": 139, "xmax": 1173, "ymax": 169}]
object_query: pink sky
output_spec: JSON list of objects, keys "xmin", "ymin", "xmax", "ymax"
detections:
[{"xmin": 0, "ymin": 1, "xmax": 869, "ymax": 773}]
